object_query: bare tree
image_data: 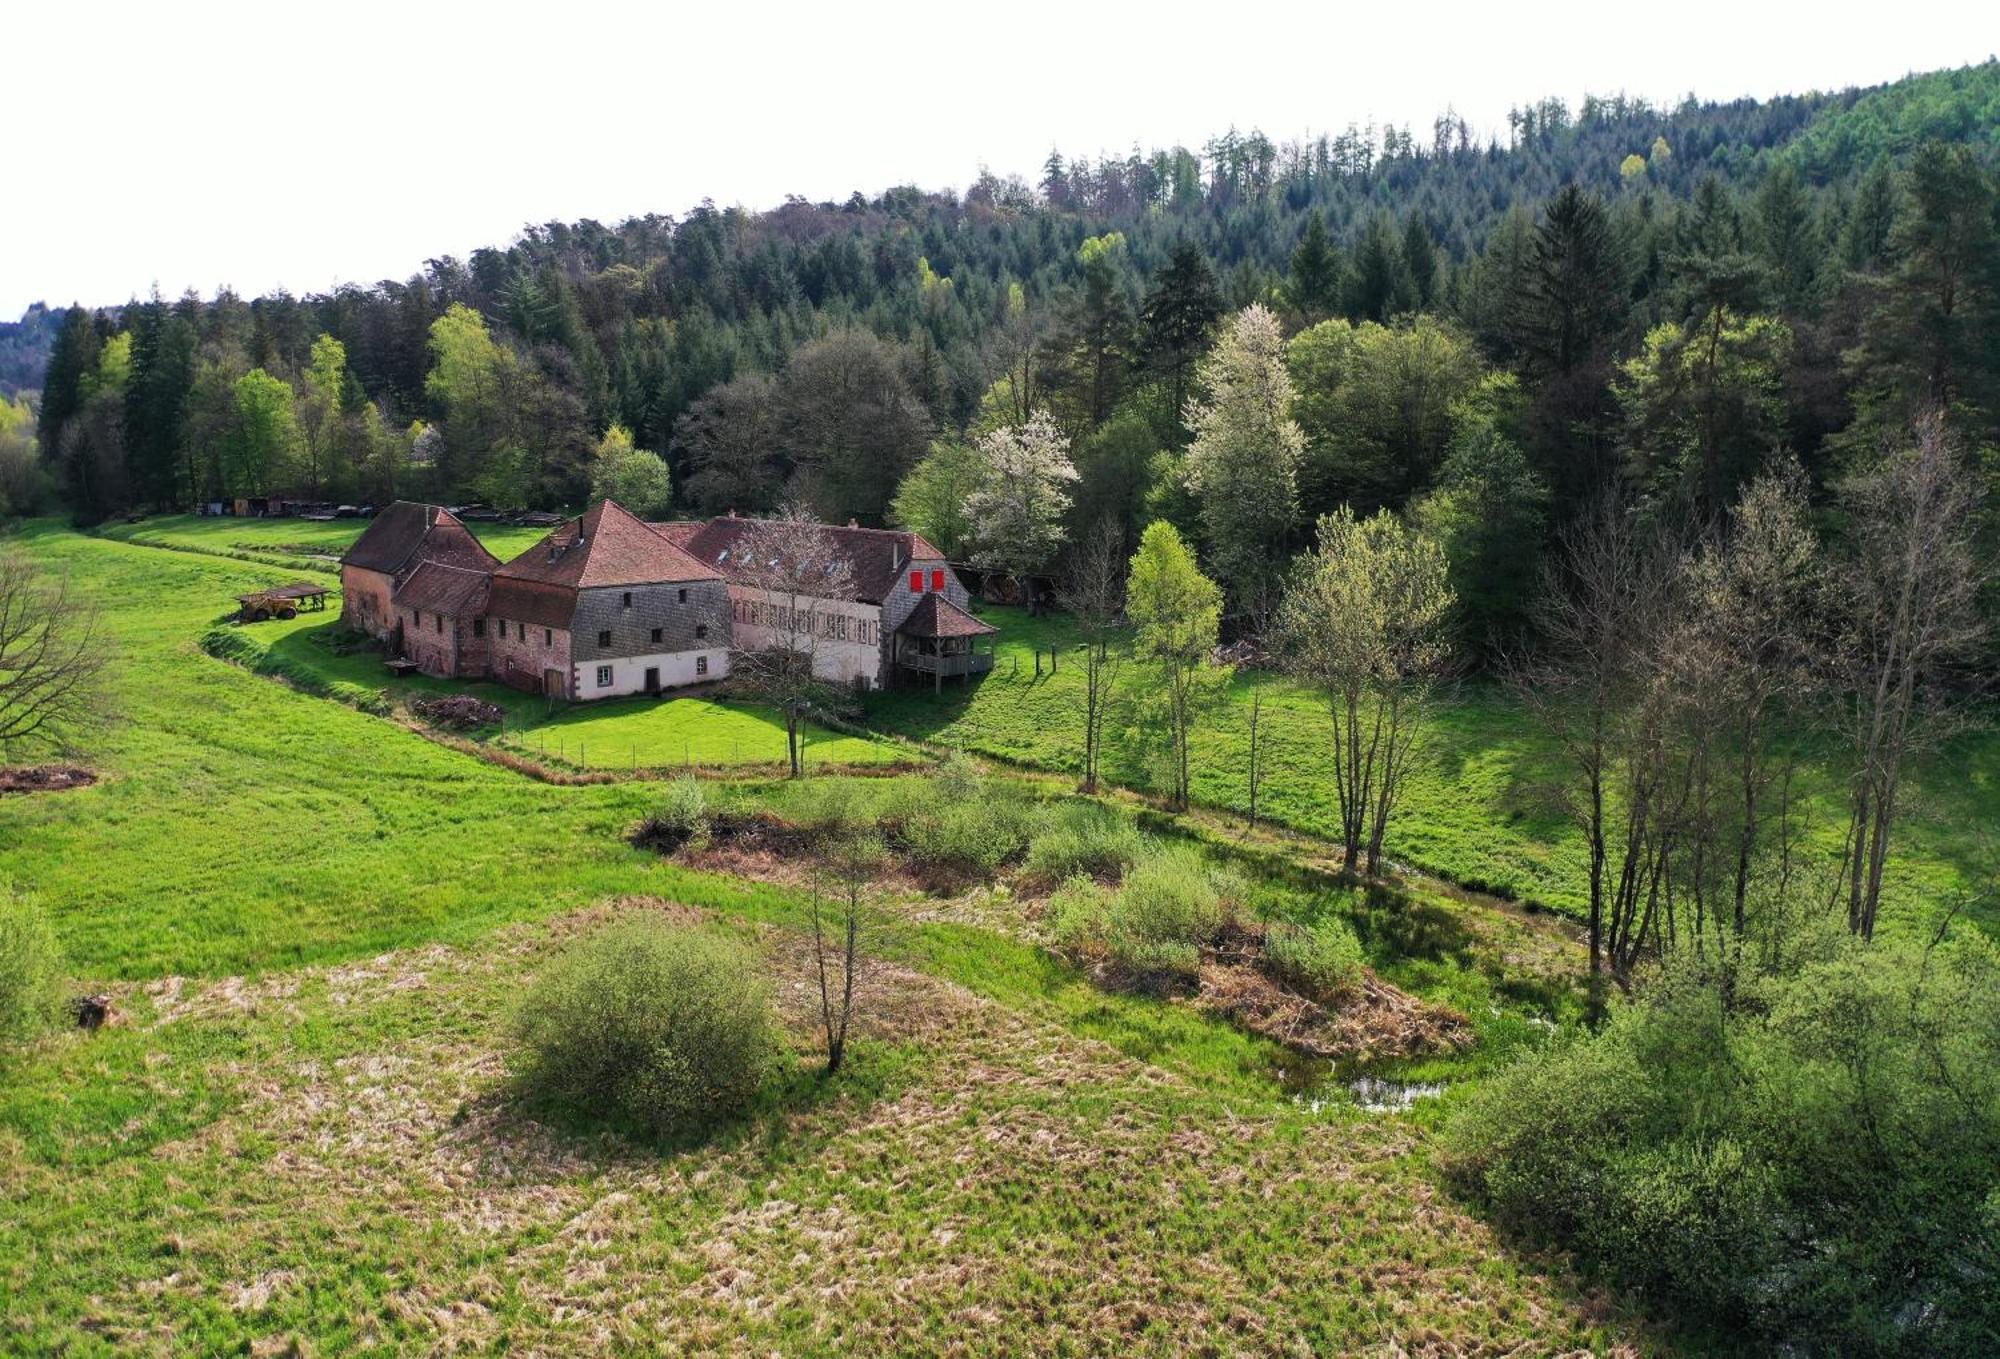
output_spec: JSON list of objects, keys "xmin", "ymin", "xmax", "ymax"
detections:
[
  {"xmin": 0, "ymin": 548, "xmax": 107, "ymax": 755},
  {"xmin": 1832, "ymin": 414, "xmax": 1987, "ymax": 939},
  {"xmin": 1683, "ymin": 464, "xmax": 1823, "ymax": 938},
  {"xmin": 802, "ymin": 781, "xmax": 886, "ymax": 1076},
  {"xmin": 727, "ymin": 504, "xmax": 856, "ymax": 778},
  {"xmin": 1512, "ymin": 498, "xmax": 1684, "ymax": 1005},
  {"xmin": 1057, "ymin": 518, "xmax": 1126, "ymax": 793}
]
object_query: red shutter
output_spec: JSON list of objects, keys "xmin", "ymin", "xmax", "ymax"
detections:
[
  {"xmin": 910, "ymin": 570, "xmax": 924, "ymax": 592},
  {"xmin": 930, "ymin": 568, "xmax": 945, "ymax": 592}
]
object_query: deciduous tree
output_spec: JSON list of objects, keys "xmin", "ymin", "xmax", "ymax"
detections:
[
  {"xmin": 1183, "ymin": 304, "xmax": 1303, "ymax": 624},
  {"xmin": 1125, "ymin": 521, "xmax": 1221, "ymax": 810}
]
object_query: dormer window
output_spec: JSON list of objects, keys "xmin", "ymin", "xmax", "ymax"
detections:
[
  {"xmin": 931, "ymin": 568, "xmax": 946, "ymax": 592},
  {"xmin": 910, "ymin": 570, "xmax": 924, "ymax": 593},
  {"xmin": 598, "ymin": 630, "xmax": 612, "ymax": 648},
  {"xmin": 695, "ymin": 624, "xmax": 708, "ymax": 640},
  {"xmin": 622, "ymin": 591, "xmax": 632, "ymax": 608},
  {"xmin": 677, "ymin": 588, "xmax": 688, "ymax": 603}
]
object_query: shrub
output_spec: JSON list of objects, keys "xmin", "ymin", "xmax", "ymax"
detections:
[
  {"xmin": 1263, "ymin": 917, "xmax": 1365, "ymax": 1001},
  {"xmin": 1044, "ymin": 875, "xmax": 1112, "ymax": 955},
  {"xmin": 1022, "ymin": 803, "xmax": 1146, "ymax": 884},
  {"xmin": 898, "ymin": 797, "xmax": 1037, "ymax": 879},
  {"xmin": 513, "ymin": 918, "xmax": 778, "ymax": 1137},
  {"xmin": 791, "ymin": 776, "xmax": 875, "ymax": 838},
  {"xmin": 888, "ymin": 762, "xmax": 1037, "ymax": 880},
  {"xmin": 636, "ymin": 775, "xmax": 709, "ymax": 850},
  {"xmin": 1439, "ymin": 937, "xmax": 2000, "ymax": 1352},
  {"xmin": 1105, "ymin": 848, "xmax": 1240, "ymax": 979},
  {"xmin": 0, "ymin": 886, "xmax": 65, "ymax": 1041}
]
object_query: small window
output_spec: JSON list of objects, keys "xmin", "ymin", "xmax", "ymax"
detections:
[
  {"xmin": 596, "ymin": 664, "xmax": 612, "ymax": 687},
  {"xmin": 695, "ymin": 623, "xmax": 708, "ymax": 640},
  {"xmin": 597, "ymin": 629, "xmax": 611, "ymax": 648},
  {"xmin": 931, "ymin": 568, "xmax": 946, "ymax": 592},
  {"xmin": 544, "ymin": 628, "xmax": 552, "ymax": 646},
  {"xmin": 910, "ymin": 570, "xmax": 924, "ymax": 593},
  {"xmin": 650, "ymin": 627, "xmax": 663, "ymax": 644},
  {"xmin": 695, "ymin": 656, "xmax": 708, "ymax": 676},
  {"xmin": 622, "ymin": 591, "xmax": 632, "ymax": 607},
  {"xmin": 677, "ymin": 588, "xmax": 688, "ymax": 604},
  {"xmin": 473, "ymin": 618, "xmax": 485, "ymax": 638}
]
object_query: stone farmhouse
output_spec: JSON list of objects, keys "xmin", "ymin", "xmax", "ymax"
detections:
[
  {"xmin": 653, "ymin": 515, "xmax": 997, "ymax": 691},
  {"xmin": 339, "ymin": 500, "xmax": 996, "ymax": 700},
  {"xmin": 338, "ymin": 502, "xmax": 500, "ymax": 679}
]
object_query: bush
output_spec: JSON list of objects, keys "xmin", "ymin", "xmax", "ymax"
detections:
[
  {"xmin": 636, "ymin": 775, "xmax": 709, "ymax": 850},
  {"xmin": 1022, "ymin": 803, "xmax": 1146, "ymax": 884},
  {"xmin": 0, "ymin": 887, "xmax": 65, "ymax": 1041},
  {"xmin": 513, "ymin": 918, "xmax": 778, "ymax": 1137},
  {"xmin": 1262, "ymin": 917, "xmax": 1365, "ymax": 1001},
  {"xmin": 1439, "ymin": 937, "xmax": 2000, "ymax": 1353},
  {"xmin": 888, "ymin": 760, "xmax": 1036, "ymax": 880},
  {"xmin": 1105, "ymin": 848, "xmax": 1240, "ymax": 979},
  {"xmin": 1044, "ymin": 875, "xmax": 1112, "ymax": 955}
]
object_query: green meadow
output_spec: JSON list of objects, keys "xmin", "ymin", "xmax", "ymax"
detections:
[
  {"xmin": 0, "ymin": 520, "xmax": 1686, "ymax": 1354},
  {"xmin": 865, "ymin": 606, "xmax": 1998, "ymax": 934}
]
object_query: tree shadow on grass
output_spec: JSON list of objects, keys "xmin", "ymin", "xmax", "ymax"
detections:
[{"xmin": 466, "ymin": 1037, "xmax": 928, "ymax": 1179}]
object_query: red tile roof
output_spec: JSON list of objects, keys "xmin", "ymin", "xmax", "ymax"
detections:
[
  {"xmin": 392, "ymin": 560, "xmax": 491, "ymax": 618},
  {"xmin": 342, "ymin": 502, "xmax": 497, "ymax": 577},
  {"xmin": 495, "ymin": 500, "xmax": 719, "ymax": 590},
  {"xmin": 896, "ymin": 593, "xmax": 998, "ymax": 639},
  {"xmin": 653, "ymin": 517, "xmax": 946, "ymax": 604}
]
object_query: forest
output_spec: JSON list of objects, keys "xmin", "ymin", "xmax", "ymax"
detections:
[{"xmin": 5, "ymin": 61, "xmax": 1995, "ymax": 573}]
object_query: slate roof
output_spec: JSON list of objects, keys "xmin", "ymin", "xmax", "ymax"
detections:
[
  {"xmin": 654, "ymin": 517, "xmax": 946, "ymax": 604},
  {"xmin": 897, "ymin": 593, "xmax": 997, "ymax": 639},
  {"xmin": 341, "ymin": 502, "xmax": 496, "ymax": 577},
  {"xmin": 392, "ymin": 560, "xmax": 491, "ymax": 618},
  {"xmin": 494, "ymin": 500, "xmax": 718, "ymax": 590},
  {"xmin": 486, "ymin": 577, "xmax": 576, "ymax": 630}
]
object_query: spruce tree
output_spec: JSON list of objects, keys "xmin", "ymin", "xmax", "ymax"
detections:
[
  {"xmin": 1286, "ymin": 210, "xmax": 1342, "ymax": 323},
  {"xmin": 1140, "ymin": 241, "xmax": 1223, "ymax": 426}
]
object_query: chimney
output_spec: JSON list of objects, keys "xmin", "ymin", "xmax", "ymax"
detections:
[
  {"xmin": 847, "ymin": 518, "xmax": 858, "ymax": 529},
  {"xmin": 727, "ymin": 507, "xmax": 737, "ymax": 518}
]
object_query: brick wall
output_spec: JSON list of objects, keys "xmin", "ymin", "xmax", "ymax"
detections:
[
  {"xmin": 340, "ymin": 565, "xmax": 397, "ymax": 641},
  {"xmin": 487, "ymin": 614, "xmax": 573, "ymax": 697}
]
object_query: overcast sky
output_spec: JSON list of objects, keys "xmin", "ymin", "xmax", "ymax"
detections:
[{"xmin": 6, "ymin": 1, "xmax": 1992, "ymax": 316}]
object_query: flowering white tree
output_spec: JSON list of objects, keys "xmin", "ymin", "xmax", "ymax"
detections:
[
  {"xmin": 1184, "ymin": 303, "xmax": 1304, "ymax": 626},
  {"xmin": 966, "ymin": 411, "xmax": 1079, "ymax": 614}
]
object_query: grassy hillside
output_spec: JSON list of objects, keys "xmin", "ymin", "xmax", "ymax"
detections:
[
  {"xmin": 0, "ymin": 522, "xmax": 1683, "ymax": 1354},
  {"xmin": 863, "ymin": 606, "xmax": 1999, "ymax": 935}
]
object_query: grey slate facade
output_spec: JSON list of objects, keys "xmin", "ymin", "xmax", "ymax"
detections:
[{"xmin": 570, "ymin": 580, "xmax": 734, "ymax": 664}]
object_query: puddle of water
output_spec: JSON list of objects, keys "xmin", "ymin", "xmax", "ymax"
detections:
[
  {"xmin": 1281, "ymin": 1057, "xmax": 1449, "ymax": 1114},
  {"xmin": 1344, "ymin": 1076, "xmax": 1446, "ymax": 1112}
]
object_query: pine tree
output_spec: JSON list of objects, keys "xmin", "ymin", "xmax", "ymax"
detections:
[
  {"xmin": 1403, "ymin": 213, "xmax": 1440, "ymax": 309},
  {"xmin": 1285, "ymin": 210, "xmax": 1342, "ymax": 323},
  {"xmin": 1752, "ymin": 161, "xmax": 1821, "ymax": 315},
  {"xmin": 1140, "ymin": 241, "xmax": 1223, "ymax": 427},
  {"xmin": 36, "ymin": 307, "xmax": 100, "ymax": 459},
  {"xmin": 1346, "ymin": 213, "xmax": 1410, "ymax": 322}
]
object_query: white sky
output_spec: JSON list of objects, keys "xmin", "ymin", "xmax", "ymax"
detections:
[{"xmin": 5, "ymin": 1, "xmax": 1992, "ymax": 316}]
